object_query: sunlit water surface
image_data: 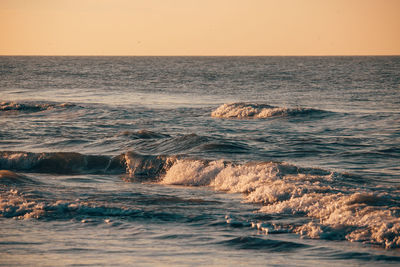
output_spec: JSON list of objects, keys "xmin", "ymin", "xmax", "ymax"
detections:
[{"xmin": 1, "ymin": 56, "xmax": 400, "ymax": 266}]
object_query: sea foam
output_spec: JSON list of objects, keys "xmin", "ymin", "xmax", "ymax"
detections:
[
  {"xmin": 211, "ymin": 102, "xmax": 320, "ymax": 119},
  {"xmin": 0, "ymin": 189, "xmax": 140, "ymax": 220},
  {"xmin": 159, "ymin": 158, "xmax": 400, "ymax": 248},
  {"xmin": 1, "ymin": 149, "xmax": 399, "ymax": 248}
]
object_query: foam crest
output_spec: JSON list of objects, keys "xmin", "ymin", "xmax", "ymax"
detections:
[
  {"xmin": 261, "ymin": 192, "xmax": 400, "ymax": 248},
  {"xmin": 211, "ymin": 102, "xmax": 320, "ymax": 119},
  {"xmin": 161, "ymin": 159, "xmax": 225, "ymax": 186},
  {"xmin": 161, "ymin": 159, "xmax": 332, "ymax": 203},
  {"xmin": 157, "ymin": 158, "xmax": 400, "ymax": 248}
]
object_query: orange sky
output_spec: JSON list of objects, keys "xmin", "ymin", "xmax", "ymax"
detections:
[{"xmin": 1, "ymin": 0, "xmax": 399, "ymax": 55}]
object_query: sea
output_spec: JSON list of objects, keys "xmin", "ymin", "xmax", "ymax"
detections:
[{"xmin": 0, "ymin": 56, "xmax": 399, "ymax": 266}]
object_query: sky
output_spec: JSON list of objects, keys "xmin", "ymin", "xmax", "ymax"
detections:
[{"xmin": 1, "ymin": 0, "xmax": 399, "ymax": 56}]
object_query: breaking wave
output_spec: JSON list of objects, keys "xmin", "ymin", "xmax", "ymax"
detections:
[
  {"xmin": 1, "ymin": 149, "xmax": 399, "ymax": 248},
  {"xmin": 124, "ymin": 151, "xmax": 178, "ymax": 180},
  {"xmin": 159, "ymin": 158, "xmax": 400, "ymax": 248},
  {"xmin": 211, "ymin": 102, "xmax": 326, "ymax": 119}
]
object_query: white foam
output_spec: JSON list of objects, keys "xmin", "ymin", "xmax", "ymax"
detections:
[
  {"xmin": 0, "ymin": 190, "xmax": 140, "ymax": 220},
  {"xmin": 158, "ymin": 158, "xmax": 400, "ymax": 248},
  {"xmin": 161, "ymin": 159, "xmax": 225, "ymax": 186},
  {"xmin": 0, "ymin": 190, "xmax": 44, "ymax": 219},
  {"xmin": 211, "ymin": 102, "xmax": 316, "ymax": 119},
  {"xmin": 269, "ymin": 192, "xmax": 400, "ymax": 248}
]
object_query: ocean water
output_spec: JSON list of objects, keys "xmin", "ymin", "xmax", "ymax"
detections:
[{"xmin": 0, "ymin": 56, "xmax": 399, "ymax": 266}]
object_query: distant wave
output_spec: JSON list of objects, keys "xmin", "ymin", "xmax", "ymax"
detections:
[
  {"xmin": 0, "ymin": 101, "xmax": 76, "ymax": 113},
  {"xmin": 1, "ymin": 149, "xmax": 399, "ymax": 248},
  {"xmin": 211, "ymin": 102, "xmax": 326, "ymax": 119}
]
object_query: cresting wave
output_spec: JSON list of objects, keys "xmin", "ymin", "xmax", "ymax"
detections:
[
  {"xmin": 159, "ymin": 158, "xmax": 400, "ymax": 248},
  {"xmin": 211, "ymin": 102, "xmax": 325, "ymax": 119},
  {"xmin": 0, "ymin": 151, "xmax": 125, "ymax": 174},
  {"xmin": 1, "ymin": 150, "xmax": 399, "ymax": 248},
  {"xmin": 0, "ymin": 101, "xmax": 75, "ymax": 112}
]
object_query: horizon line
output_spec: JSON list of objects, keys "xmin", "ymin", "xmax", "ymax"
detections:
[{"xmin": 1, "ymin": 54, "xmax": 400, "ymax": 57}]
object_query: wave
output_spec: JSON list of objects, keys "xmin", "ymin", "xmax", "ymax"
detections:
[
  {"xmin": 133, "ymin": 133, "xmax": 250, "ymax": 155},
  {"xmin": 0, "ymin": 151, "xmax": 125, "ymax": 174},
  {"xmin": 0, "ymin": 150, "xmax": 180, "ymax": 176},
  {"xmin": 0, "ymin": 101, "xmax": 76, "ymax": 113},
  {"xmin": 136, "ymin": 133, "xmax": 209, "ymax": 154},
  {"xmin": 158, "ymin": 158, "xmax": 400, "ymax": 248},
  {"xmin": 119, "ymin": 130, "xmax": 170, "ymax": 139},
  {"xmin": 0, "ymin": 189, "xmax": 142, "ymax": 220},
  {"xmin": 211, "ymin": 102, "xmax": 326, "ymax": 119},
  {"xmin": 1, "ymin": 150, "xmax": 399, "ymax": 248},
  {"xmin": 0, "ymin": 189, "xmax": 201, "ymax": 223},
  {"xmin": 124, "ymin": 151, "xmax": 178, "ymax": 180},
  {"xmin": 0, "ymin": 170, "xmax": 35, "ymax": 185}
]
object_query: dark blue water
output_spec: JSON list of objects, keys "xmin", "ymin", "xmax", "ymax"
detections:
[{"xmin": 1, "ymin": 56, "xmax": 399, "ymax": 266}]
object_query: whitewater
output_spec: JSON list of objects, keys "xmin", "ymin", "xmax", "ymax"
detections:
[{"xmin": 1, "ymin": 56, "xmax": 399, "ymax": 266}]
